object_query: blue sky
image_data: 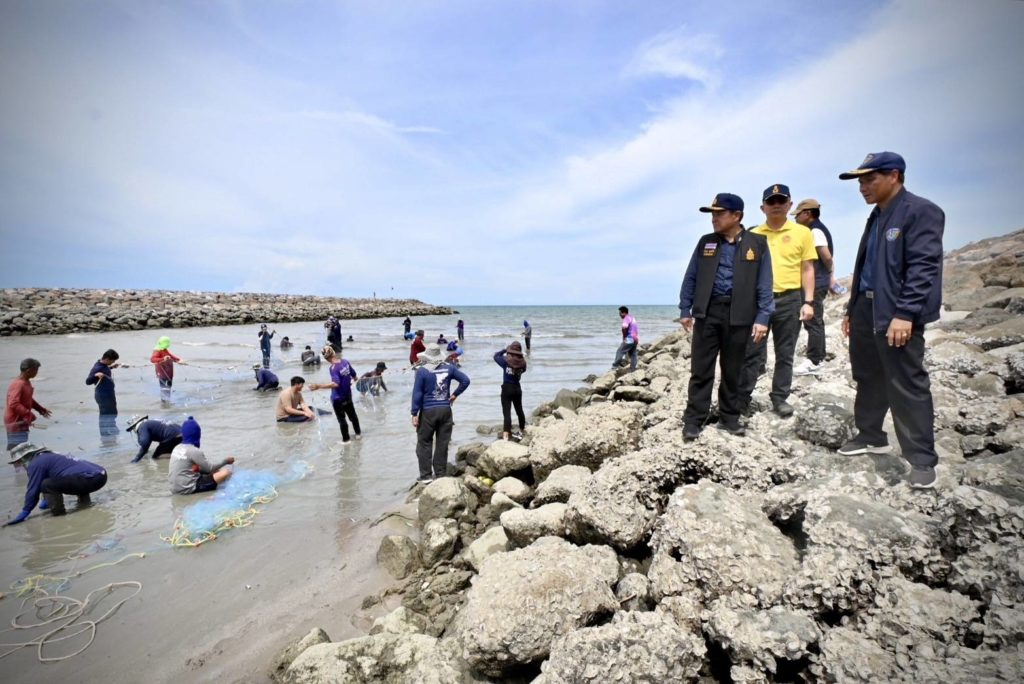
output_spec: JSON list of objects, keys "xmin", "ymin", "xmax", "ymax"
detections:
[{"xmin": 1, "ymin": 0, "xmax": 1022, "ymax": 305}]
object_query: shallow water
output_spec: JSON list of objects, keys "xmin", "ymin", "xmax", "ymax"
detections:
[{"xmin": 0, "ymin": 304, "xmax": 679, "ymax": 682}]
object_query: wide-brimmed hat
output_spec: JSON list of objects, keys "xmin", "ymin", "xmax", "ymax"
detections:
[
  {"xmin": 506, "ymin": 341, "xmax": 524, "ymax": 356},
  {"xmin": 8, "ymin": 442, "xmax": 47, "ymax": 464},
  {"xmin": 126, "ymin": 414, "xmax": 149, "ymax": 433},
  {"xmin": 154, "ymin": 336, "xmax": 171, "ymax": 351},
  {"xmin": 252, "ymin": 363, "xmax": 263, "ymax": 370}
]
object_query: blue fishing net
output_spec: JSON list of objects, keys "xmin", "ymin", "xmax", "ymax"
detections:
[{"xmin": 169, "ymin": 463, "xmax": 311, "ymax": 545}]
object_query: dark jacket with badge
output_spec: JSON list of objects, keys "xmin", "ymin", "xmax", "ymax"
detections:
[
  {"xmin": 679, "ymin": 229, "xmax": 775, "ymax": 326},
  {"xmin": 847, "ymin": 188, "xmax": 944, "ymax": 331}
]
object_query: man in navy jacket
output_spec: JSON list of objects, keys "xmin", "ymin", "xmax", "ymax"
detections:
[
  {"xmin": 838, "ymin": 151, "xmax": 943, "ymax": 489},
  {"xmin": 410, "ymin": 359, "xmax": 470, "ymax": 482}
]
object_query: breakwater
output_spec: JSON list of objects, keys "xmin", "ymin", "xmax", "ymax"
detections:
[{"xmin": 0, "ymin": 288, "xmax": 453, "ymax": 336}]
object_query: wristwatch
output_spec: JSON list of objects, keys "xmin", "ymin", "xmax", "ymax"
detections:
[{"xmin": 804, "ymin": 300, "xmax": 814, "ymax": 306}]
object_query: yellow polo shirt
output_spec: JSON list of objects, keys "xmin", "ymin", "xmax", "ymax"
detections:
[{"xmin": 751, "ymin": 220, "xmax": 817, "ymax": 292}]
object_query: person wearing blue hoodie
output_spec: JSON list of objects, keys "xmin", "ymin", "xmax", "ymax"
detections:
[
  {"xmin": 168, "ymin": 416, "xmax": 234, "ymax": 495},
  {"xmin": 3, "ymin": 443, "xmax": 107, "ymax": 522},
  {"xmin": 410, "ymin": 357, "xmax": 470, "ymax": 482},
  {"xmin": 521, "ymin": 320, "xmax": 532, "ymax": 351},
  {"xmin": 85, "ymin": 349, "xmax": 120, "ymax": 436}
]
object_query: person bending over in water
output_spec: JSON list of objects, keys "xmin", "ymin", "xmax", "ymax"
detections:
[
  {"xmin": 168, "ymin": 417, "xmax": 234, "ymax": 495},
  {"xmin": 127, "ymin": 415, "xmax": 182, "ymax": 462},
  {"xmin": 301, "ymin": 345, "xmax": 321, "ymax": 367},
  {"xmin": 253, "ymin": 364, "xmax": 280, "ymax": 391},
  {"xmin": 3, "ymin": 443, "xmax": 107, "ymax": 522},
  {"xmin": 356, "ymin": 362, "xmax": 389, "ymax": 397}
]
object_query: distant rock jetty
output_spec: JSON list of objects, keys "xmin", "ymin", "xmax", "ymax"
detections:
[{"xmin": 0, "ymin": 288, "xmax": 453, "ymax": 336}]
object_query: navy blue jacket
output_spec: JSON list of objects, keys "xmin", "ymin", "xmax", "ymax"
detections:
[
  {"xmin": 411, "ymin": 362, "xmax": 470, "ymax": 414},
  {"xmin": 493, "ymin": 350, "xmax": 525, "ymax": 386},
  {"xmin": 847, "ymin": 188, "xmax": 944, "ymax": 331},
  {"xmin": 22, "ymin": 451, "xmax": 105, "ymax": 512},
  {"xmin": 134, "ymin": 420, "xmax": 182, "ymax": 460},
  {"xmin": 259, "ymin": 330, "xmax": 274, "ymax": 351},
  {"xmin": 85, "ymin": 360, "xmax": 115, "ymax": 398}
]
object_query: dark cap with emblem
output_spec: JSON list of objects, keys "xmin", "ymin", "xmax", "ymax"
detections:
[
  {"xmin": 699, "ymin": 193, "xmax": 744, "ymax": 213},
  {"xmin": 762, "ymin": 184, "xmax": 791, "ymax": 202},
  {"xmin": 839, "ymin": 151, "xmax": 906, "ymax": 180}
]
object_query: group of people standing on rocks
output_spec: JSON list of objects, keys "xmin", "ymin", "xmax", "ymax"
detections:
[{"xmin": 677, "ymin": 151, "xmax": 943, "ymax": 489}]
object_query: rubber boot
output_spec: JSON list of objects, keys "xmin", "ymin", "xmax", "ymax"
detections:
[
  {"xmin": 44, "ymin": 492, "xmax": 66, "ymax": 516},
  {"xmin": 77, "ymin": 493, "xmax": 92, "ymax": 508}
]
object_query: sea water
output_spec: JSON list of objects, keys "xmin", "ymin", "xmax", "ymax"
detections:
[{"xmin": 0, "ymin": 304, "xmax": 679, "ymax": 681}]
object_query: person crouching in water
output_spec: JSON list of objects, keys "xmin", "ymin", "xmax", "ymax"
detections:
[
  {"xmin": 168, "ymin": 416, "xmax": 234, "ymax": 495},
  {"xmin": 494, "ymin": 341, "xmax": 527, "ymax": 441},
  {"xmin": 253, "ymin": 364, "xmax": 280, "ymax": 391},
  {"xmin": 127, "ymin": 415, "xmax": 182, "ymax": 462},
  {"xmin": 301, "ymin": 345, "xmax": 321, "ymax": 368},
  {"xmin": 309, "ymin": 346, "xmax": 361, "ymax": 443},
  {"xmin": 356, "ymin": 362, "xmax": 389, "ymax": 397},
  {"xmin": 4, "ymin": 443, "xmax": 107, "ymax": 523}
]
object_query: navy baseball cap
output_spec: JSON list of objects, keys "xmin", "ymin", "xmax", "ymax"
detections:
[
  {"xmin": 839, "ymin": 151, "xmax": 906, "ymax": 180},
  {"xmin": 699, "ymin": 193, "xmax": 744, "ymax": 213},
  {"xmin": 762, "ymin": 184, "xmax": 791, "ymax": 202}
]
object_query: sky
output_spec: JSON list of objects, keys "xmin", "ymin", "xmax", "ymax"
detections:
[{"xmin": 1, "ymin": 0, "xmax": 1022, "ymax": 305}]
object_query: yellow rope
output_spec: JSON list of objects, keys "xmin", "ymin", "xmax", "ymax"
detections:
[
  {"xmin": 1, "ymin": 553, "xmax": 145, "ymax": 662},
  {"xmin": 160, "ymin": 488, "xmax": 278, "ymax": 547}
]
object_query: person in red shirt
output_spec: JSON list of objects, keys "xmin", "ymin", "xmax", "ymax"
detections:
[
  {"xmin": 5, "ymin": 358, "xmax": 51, "ymax": 450},
  {"xmin": 150, "ymin": 336, "xmax": 186, "ymax": 402},
  {"xmin": 409, "ymin": 330, "xmax": 427, "ymax": 365}
]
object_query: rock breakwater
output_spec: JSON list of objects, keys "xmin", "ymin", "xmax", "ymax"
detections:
[
  {"xmin": 276, "ymin": 230, "xmax": 1024, "ymax": 682},
  {"xmin": 0, "ymin": 288, "xmax": 453, "ymax": 336}
]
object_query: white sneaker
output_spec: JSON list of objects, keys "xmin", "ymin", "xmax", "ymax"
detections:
[{"xmin": 793, "ymin": 359, "xmax": 821, "ymax": 376}]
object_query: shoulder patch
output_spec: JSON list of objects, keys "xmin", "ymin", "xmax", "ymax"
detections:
[{"xmin": 885, "ymin": 227, "xmax": 901, "ymax": 241}]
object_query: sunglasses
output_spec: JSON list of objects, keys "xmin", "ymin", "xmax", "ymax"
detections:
[{"xmin": 764, "ymin": 196, "xmax": 790, "ymax": 206}]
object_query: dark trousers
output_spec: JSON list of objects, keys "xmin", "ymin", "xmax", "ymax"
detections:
[
  {"xmin": 261, "ymin": 349, "xmax": 271, "ymax": 368},
  {"xmin": 6, "ymin": 429, "xmax": 28, "ymax": 451},
  {"xmin": 332, "ymin": 398, "xmax": 361, "ymax": 441},
  {"xmin": 416, "ymin": 406, "xmax": 453, "ymax": 479},
  {"xmin": 42, "ymin": 470, "xmax": 107, "ymax": 497},
  {"xmin": 738, "ymin": 289, "xmax": 802, "ymax": 408},
  {"xmin": 803, "ymin": 285, "xmax": 829, "ymax": 364},
  {"xmin": 153, "ymin": 436, "xmax": 182, "ymax": 458},
  {"xmin": 849, "ymin": 296, "xmax": 937, "ymax": 467},
  {"xmin": 684, "ymin": 300, "xmax": 750, "ymax": 428},
  {"xmin": 500, "ymin": 384, "xmax": 526, "ymax": 433},
  {"xmin": 96, "ymin": 392, "xmax": 118, "ymax": 436},
  {"xmin": 524, "ymin": 335, "xmax": 531, "ymax": 351}
]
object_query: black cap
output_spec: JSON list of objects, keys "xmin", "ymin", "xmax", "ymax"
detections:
[
  {"xmin": 699, "ymin": 193, "xmax": 744, "ymax": 213},
  {"xmin": 762, "ymin": 184, "xmax": 791, "ymax": 202}
]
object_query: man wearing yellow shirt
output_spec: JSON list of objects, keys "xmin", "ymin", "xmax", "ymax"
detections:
[{"xmin": 737, "ymin": 184, "xmax": 817, "ymax": 417}]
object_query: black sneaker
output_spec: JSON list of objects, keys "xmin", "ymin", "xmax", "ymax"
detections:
[
  {"xmin": 682, "ymin": 426, "xmax": 701, "ymax": 442},
  {"xmin": 716, "ymin": 422, "xmax": 746, "ymax": 437},
  {"xmin": 837, "ymin": 436, "xmax": 893, "ymax": 456},
  {"xmin": 909, "ymin": 466, "xmax": 937, "ymax": 489},
  {"xmin": 773, "ymin": 401, "xmax": 795, "ymax": 418}
]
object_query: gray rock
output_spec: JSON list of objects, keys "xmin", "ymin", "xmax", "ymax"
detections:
[
  {"xmin": 703, "ymin": 600, "xmax": 822, "ymax": 675},
  {"xmin": 614, "ymin": 572, "xmax": 651, "ymax": 611},
  {"xmin": 376, "ymin": 535, "xmax": 419, "ymax": 580},
  {"xmin": 529, "ymin": 402, "xmax": 644, "ymax": 479},
  {"xmin": 533, "ymin": 464, "xmax": 592, "ymax": 505},
  {"xmin": 811, "ymin": 627, "xmax": 900, "ymax": 682},
  {"xmin": 475, "ymin": 441, "xmax": 531, "ymax": 480},
  {"xmin": 793, "ymin": 394, "xmax": 855, "ymax": 449},
  {"xmin": 552, "ymin": 388, "xmax": 586, "ymax": 411},
  {"xmin": 463, "ymin": 525, "xmax": 508, "ymax": 572},
  {"xmin": 369, "ymin": 606, "xmax": 427, "ymax": 636},
  {"xmin": 648, "ymin": 481, "xmax": 799, "ymax": 606},
  {"xmin": 418, "ymin": 477, "xmax": 476, "ymax": 524},
  {"xmin": 491, "ymin": 476, "xmax": 530, "ymax": 504},
  {"xmin": 270, "ymin": 627, "xmax": 331, "ymax": 682},
  {"xmin": 458, "ymin": 537, "xmax": 619, "ymax": 676},
  {"xmin": 535, "ymin": 610, "xmax": 706, "ymax": 683},
  {"xmin": 610, "ymin": 385, "xmax": 660, "ymax": 403},
  {"xmin": 455, "ymin": 442, "xmax": 487, "ymax": 467},
  {"xmin": 420, "ymin": 518, "xmax": 459, "ymax": 567},
  {"xmin": 487, "ymin": 492, "xmax": 521, "ymax": 518},
  {"xmin": 552, "ymin": 406, "xmax": 576, "ymax": 420},
  {"xmin": 285, "ymin": 633, "xmax": 460, "ymax": 683},
  {"xmin": 500, "ymin": 502, "xmax": 568, "ymax": 547}
]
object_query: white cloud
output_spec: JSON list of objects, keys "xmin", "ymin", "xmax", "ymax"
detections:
[{"xmin": 624, "ymin": 27, "xmax": 722, "ymax": 87}]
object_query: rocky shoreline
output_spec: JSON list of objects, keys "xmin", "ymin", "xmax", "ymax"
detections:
[
  {"xmin": 272, "ymin": 230, "xmax": 1024, "ymax": 682},
  {"xmin": 0, "ymin": 288, "xmax": 453, "ymax": 336}
]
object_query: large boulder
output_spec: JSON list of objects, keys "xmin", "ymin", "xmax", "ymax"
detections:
[
  {"xmin": 285, "ymin": 633, "xmax": 461, "ymax": 683},
  {"xmin": 528, "ymin": 402, "xmax": 644, "ymax": 479},
  {"xmin": 702, "ymin": 600, "xmax": 822, "ymax": 676},
  {"xmin": 534, "ymin": 610, "xmax": 706, "ymax": 683},
  {"xmin": 491, "ymin": 476, "xmax": 530, "ymax": 504},
  {"xmin": 458, "ymin": 537, "xmax": 619, "ymax": 676},
  {"xmin": 418, "ymin": 478, "xmax": 475, "ymax": 524},
  {"xmin": 793, "ymin": 392, "xmax": 855, "ymax": 449},
  {"xmin": 648, "ymin": 481, "xmax": 799, "ymax": 606},
  {"xmin": 463, "ymin": 525, "xmax": 508, "ymax": 572},
  {"xmin": 534, "ymin": 464, "xmax": 592, "ymax": 505},
  {"xmin": 500, "ymin": 503, "xmax": 568, "ymax": 547},
  {"xmin": 270, "ymin": 627, "xmax": 331, "ymax": 682},
  {"xmin": 377, "ymin": 535, "xmax": 419, "ymax": 580},
  {"xmin": 370, "ymin": 606, "xmax": 427, "ymax": 636},
  {"xmin": 420, "ymin": 518, "xmax": 459, "ymax": 567},
  {"xmin": 475, "ymin": 441, "xmax": 530, "ymax": 480}
]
